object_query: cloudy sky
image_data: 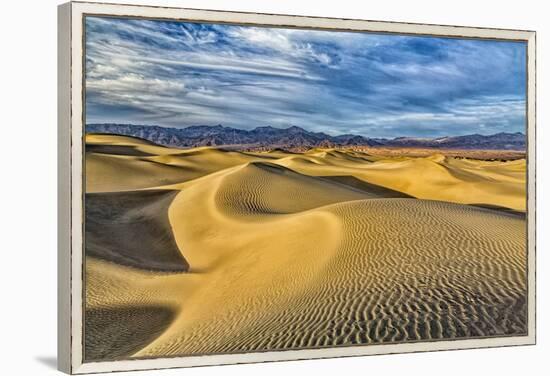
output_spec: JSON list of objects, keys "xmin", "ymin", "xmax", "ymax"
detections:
[{"xmin": 85, "ymin": 16, "xmax": 527, "ymax": 138}]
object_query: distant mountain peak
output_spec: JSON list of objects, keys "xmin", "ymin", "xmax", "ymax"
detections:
[{"xmin": 286, "ymin": 125, "xmax": 306, "ymax": 131}]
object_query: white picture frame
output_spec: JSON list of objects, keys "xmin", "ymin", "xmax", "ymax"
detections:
[{"xmin": 58, "ymin": 1, "xmax": 536, "ymax": 374}]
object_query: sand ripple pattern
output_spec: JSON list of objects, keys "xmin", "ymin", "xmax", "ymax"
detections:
[
  {"xmin": 84, "ymin": 135, "xmax": 527, "ymax": 360},
  {"xmin": 142, "ymin": 170, "xmax": 527, "ymax": 356}
]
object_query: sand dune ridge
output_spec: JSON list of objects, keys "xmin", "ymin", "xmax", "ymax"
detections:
[{"xmin": 84, "ymin": 134, "xmax": 527, "ymax": 360}]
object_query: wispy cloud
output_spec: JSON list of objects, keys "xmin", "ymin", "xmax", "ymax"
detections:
[{"xmin": 85, "ymin": 16, "xmax": 526, "ymax": 137}]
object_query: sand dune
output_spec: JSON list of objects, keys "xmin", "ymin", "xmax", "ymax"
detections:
[
  {"xmin": 84, "ymin": 134, "xmax": 527, "ymax": 360},
  {"xmin": 86, "ymin": 134, "xmax": 525, "ymax": 210},
  {"xmin": 280, "ymin": 153, "xmax": 526, "ymax": 211},
  {"xmin": 85, "ymin": 189, "xmax": 188, "ymax": 272},
  {"xmin": 87, "ymin": 135, "xmax": 259, "ymax": 192}
]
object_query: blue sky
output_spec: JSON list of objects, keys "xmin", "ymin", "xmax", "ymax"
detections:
[{"xmin": 85, "ymin": 16, "xmax": 526, "ymax": 138}]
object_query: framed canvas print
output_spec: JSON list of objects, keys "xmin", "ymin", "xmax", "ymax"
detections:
[{"xmin": 58, "ymin": 1, "xmax": 536, "ymax": 374}]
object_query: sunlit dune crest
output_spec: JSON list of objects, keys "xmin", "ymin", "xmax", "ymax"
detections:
[{"xmin": 84, "ymin": 134, "xmax": 527, "ymax": 360}]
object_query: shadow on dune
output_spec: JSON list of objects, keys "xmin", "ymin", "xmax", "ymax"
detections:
[
  {"xmin": 86, "ymin": 144, "xmax": 155, "ymax": 157},
  {"xmin": 469, "ymin": 203, "xmax": 526, "ymax": 218},
  {"xmin": 85, "ymin": 305, "xmax": 176, "ymax": 361},
  {"xmin": 320, "ymin": 175, "xmax": 414, "ymax": 198},
  {"xmin": 85, "ymin": 189, "xmax": 188, "ymax": 272}
]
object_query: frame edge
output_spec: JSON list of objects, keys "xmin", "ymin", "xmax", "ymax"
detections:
[
  {"xmin": 526, "ymin": 31, "xmax": 536, "ymax": 345},
  {"xmin": 58, "ymin": 2, "xmax": 73, "ymax": 374}
]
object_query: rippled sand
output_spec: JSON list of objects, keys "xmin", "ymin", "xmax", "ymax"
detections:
[{"xmin": 84, "ymin": 134, "xmax": 527, "ymax": 361}]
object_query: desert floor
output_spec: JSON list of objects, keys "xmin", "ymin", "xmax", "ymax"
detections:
[{"xmin": 84, "ymin": 134, "xmax": 527, "ymax": 361}]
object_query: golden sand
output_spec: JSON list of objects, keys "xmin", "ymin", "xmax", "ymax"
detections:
[{"xmin": 84, "ymin": 134, "xmax": 527, "ymax": 360}]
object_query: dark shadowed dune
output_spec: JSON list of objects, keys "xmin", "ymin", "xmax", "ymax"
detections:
[
  {"xmin": 86, "ymin": 144, "xmax": 156, "ymax": 157},
  {"xmin": 85, "ymin": 189, "xmax": 188, "ymax": 272},
  {"xmin": 469, "ymin": 203, "xmax": 527, "ymax": 218},
  {"xmin": 321, "ymin": 175, "xmax": 414, "ymax": 198},
  {"xmin": 85, "ymin": 305, "xmax": 176, "ymax": 361}
]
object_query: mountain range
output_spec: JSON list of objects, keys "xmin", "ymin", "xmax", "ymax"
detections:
[{"xmin": 86, "ymin": 123, "xmax": 526, "ymax": 150}]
